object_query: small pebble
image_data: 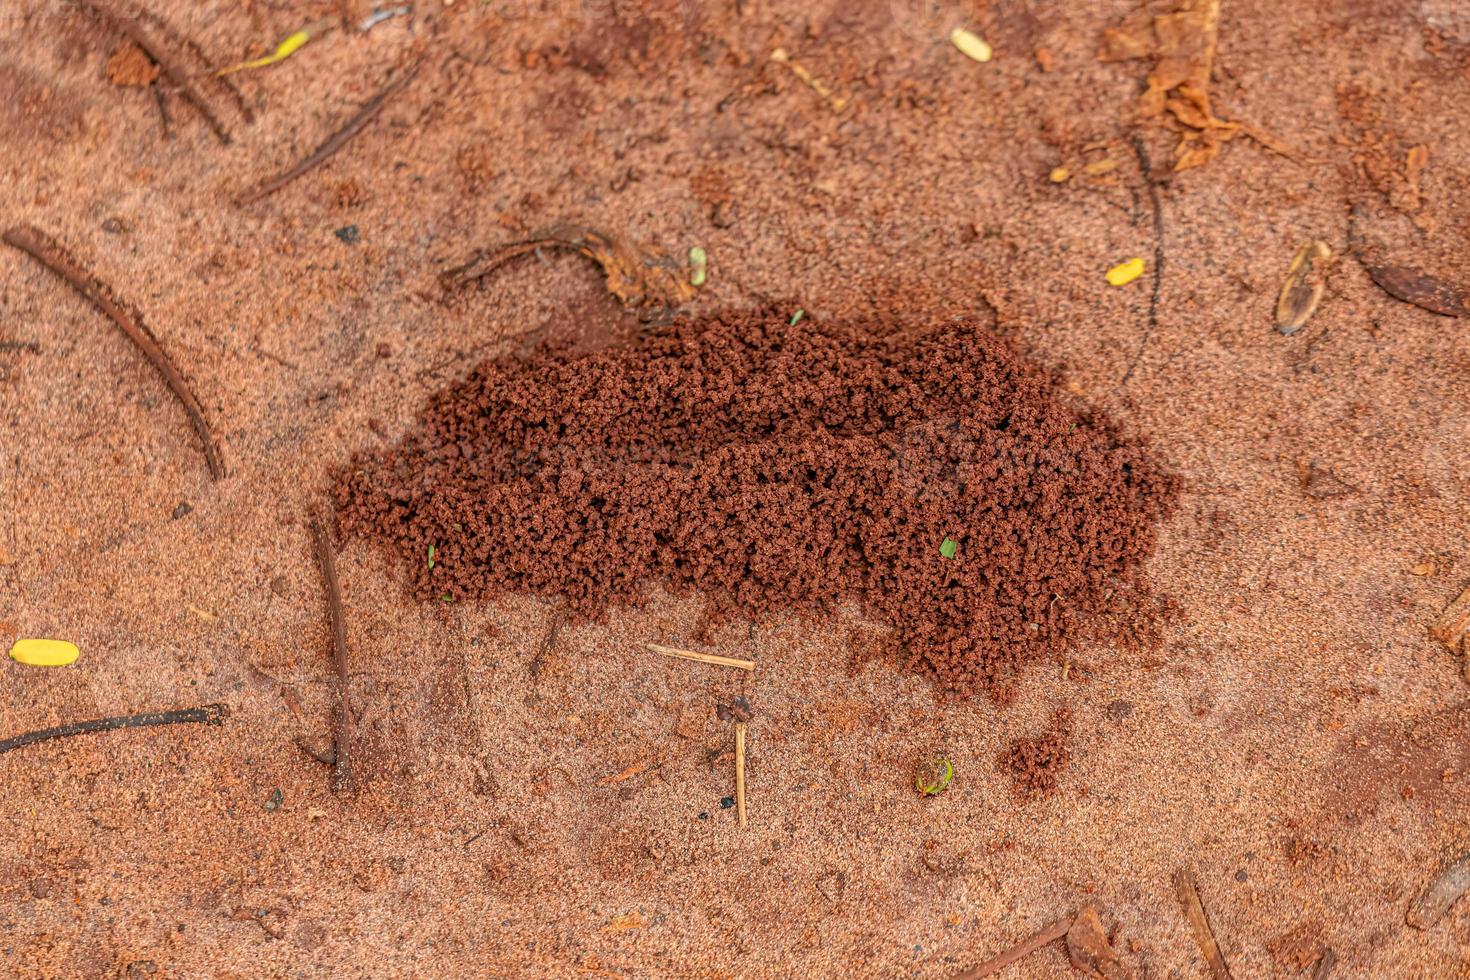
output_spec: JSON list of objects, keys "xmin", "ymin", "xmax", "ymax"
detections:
[
  {"xmin": 335, "ymin": 225, "xmax": 360, "ymax": 244},
  {"xmin": 720, "ymin": 796, "xmax": 735, "ymax": 809},
  {"xmin": 1235, "ymin": 869, "xmax": 1248, "ymax": 882},
  {"xmin": 263, "ymin": 788, "xmax": 283, "ymax": 812},
  {"xmin": 172, "ymin": 501, "xmax": 192, "ymax": 519},
  {"xmin": 697, "ymin": 811, "xmax": 709, "ymax": 820}
]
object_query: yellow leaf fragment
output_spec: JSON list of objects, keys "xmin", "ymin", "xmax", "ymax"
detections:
[
  {"xmin": 1275, "ymin": 240, "xmax": 1331, "ymax": 335},
  {"xmin": 950, "ymin": 28, "xmax": 993, "ymax": 63},
  {"xmin": 1082, "ymin": 158, "xmax": 1119, "ymax": 176},
  {"xmin": 216, "ymin": 22, "xmax": 327, "ymax": 77},
  {"xmin": 770, "ymin": 48, "xmax": 848, "ymax": 111},
  {"xmin": 1106, "ymin": 257, "xmax": 1145, "ymax": 287},
  {"xmin": 1049, "ymin": 166, "xmax": 1071, "ymax": 183},
  {"xmin": 9, "ymin": 638, "xmax": 80, "ymax": 668}
]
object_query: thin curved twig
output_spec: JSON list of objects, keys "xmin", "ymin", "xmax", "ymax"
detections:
[
  {"xmin": 2, "ymin": 224, "xmax": 226, "ymax": 480},
  {"xmin": 238, "ymin": 60, "xmax": 422, "ymax": 204},
  {"xmin": 310, "ymin": 518, "xmax": 354, "ymax": 793}
]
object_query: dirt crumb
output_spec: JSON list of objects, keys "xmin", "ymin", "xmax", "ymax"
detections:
[{"xmin": 1000, "ymin": 708, "xmax": 1074, "ymax": 796}]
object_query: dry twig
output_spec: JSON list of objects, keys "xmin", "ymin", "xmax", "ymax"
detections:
[
  {"xmin": 238, "ymin": 61, "xmax": 421, "ymax": 204},
  {"xmin": 646, "ymin": 642, "xmax": 755, "ymax": 671},
  {"xmin": 953, "ymin": 915, "xmax": 1072, "ymax": 979},
  {"xmin": 2, "ymin": 224, "xmax": 225, "ymax": 479},
  {"xmin": 310, "ymin": 518, "xmax": 353, "ymax": 793},
  {"xmin": 1174, "ymin": 868, "xmax": 1234, "ymax": 979},
  {"xmin": 0, "ymin": 704, "xmax": 225, "ymax": 755}
]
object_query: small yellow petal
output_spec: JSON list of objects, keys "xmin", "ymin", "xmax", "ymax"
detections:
[
  {"xmin": 9, "ymin": 638, "xmax": 80, "ymax": 667},
  {"xmin": 1049, "ymin": 167, "xmax": 1070, "ymax": 183},
  {"xmin": 949, "ymin": 28, "xmax": 993, "ymax": 63},
  {"xmin": 1106, "ymin": 257, "xmax": 1145, "ymax": 287}
]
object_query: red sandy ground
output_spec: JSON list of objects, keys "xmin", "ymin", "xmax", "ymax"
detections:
[{"xmin": 1, "ymin": 1, "xmax": 1468, "ymax": 977}]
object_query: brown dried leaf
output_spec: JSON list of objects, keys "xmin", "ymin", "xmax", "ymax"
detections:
[
  {"xmin": 1407, "ymin": 852, "xmax": 1470, "ymax": 929},
  {"xmin": 1363, "ymin": 263, "xmax": 1469, "ymax": 318},
  {"xmin": 1066, "ymin": 906, "xmax": 1132, "ymax": 979},
  {"xmin": 106, "ymin": 41, "xmax": 160, "ymax": 87},
  {"xmin": 1275, "ymin": 240, "xmax": 1332, "ymax": 335},
  {"xmin": 441, "ymin": 225, "xmax": 697, "ymax": 309}
]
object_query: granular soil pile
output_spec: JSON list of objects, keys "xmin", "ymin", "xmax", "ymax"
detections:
[{"xmin": 333, "ymin": 309, "xmax": 1176, "ymax": 697}]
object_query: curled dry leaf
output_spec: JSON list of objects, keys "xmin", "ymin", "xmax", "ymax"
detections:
[
  {"xmin": 441, "ymin": 225, "xmax": 697, "ymax": 309},
  {"xmin": 1099, "ymin": 0, "xmax": 1297, "ymax": 171},
  {"xmin": 1362, "ymin": 262, "xmax": 1469, "ymax": 318},
  {"xmin": 1275, "ymin": 240, "xmax": 1332, "ymax": 335}
]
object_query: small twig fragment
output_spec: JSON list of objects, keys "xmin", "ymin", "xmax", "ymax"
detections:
[
  {"xmin": 310, "ymin": 518, "xmax": 353, "ymax": 793},
  {"xmin": 1430, "ymin": 583, "xmax": 1470, "ymax": 665},
  {"xmin": 1406, "ymin": 852, "xmax": 1470, "ymax": 929},
  {"xmin": 2, "ymin": 224, "xmax": 225, "ymax": 479},
  {"xmin": 238, "ymin": 60, "xmax": 421, "ymax": 204},
  {"xmin": 597, "ymin": 759, "xmax": 654, "ymax": 787},
  {"xmin": 953, "ymin": 914, "xmax": 1073, "ymax": 979},
  {"xmin": 1312, "ymin": 947, "xmax": 1337, "ymax": 980},
  {"xmin": 646, "ymin": 642, "xmax": 755, "ymax": 671},
  {"xmin": 80, "ymin": 1, "xmax": 233, "ymax": 143},
  {"xmin": 0, "ymin": 703, "xmax": 225, "ymax": 755},
  {"xmin": 1174, "ymin": 868, "xmax": 1234, "ymax": 980},
  {"xmin": 734, "ymin": 720, "xmax": 748, "ymax": 828}
]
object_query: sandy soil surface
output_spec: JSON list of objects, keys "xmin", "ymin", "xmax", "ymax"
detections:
[{"xmin": 2, "ymin": 1, "xmax": 1469, "ymax": 977}]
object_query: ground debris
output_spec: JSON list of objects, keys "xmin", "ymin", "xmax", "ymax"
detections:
[
  {"xmin": 80, "ymin": 1, "xmax": 234, "ymax": 143},
  {"xmin": 955, "ymin": 913, "xmax": 1072, "ymax": 978},
  {"xmin": 1431, "ymin": 582, "xmax": 1470, "ymax": 676},
  {"xmin": 1174, "ymin": 867, "xmax": 1234, "ymax": 979},
  {"xmin": 999, "ymin": 708, "xmax": 1072, "ymax": 797},
  {"xmin": 1407, "ymin": 852, "xmax": 1470, "ymax": 929},
  {"xmin": 2, "ymin": 224, "xmax": 225, "ymax": 479},
  {"xmin": 106, "ymin": 40, "xmax": 159, "ymax": 87},
  {"xmin": 0, "ymin": 704, "xmax": 226, "ymax": 755},
  {"xmin": 1297, "ymin": 459, "xmax": 1357, "ymax": 500},
  {"xmin": 238, "ymin": 59, "xmax": 421, "ymax": 204},
  {"xmin": 1099, "ymin": 0, "xmax": 1295, "ymax": 171},
  {"xmin": 1362, "ymin": 262, "xmax": 1468, "ymax": 318},
  {"xmin": 441, "ymin": 224, "xmax": 697, "ymax": 310},
  {"xmin": 1066, "ymin": 906, "xmax": 1132, "ymax": 979},
  {"xmin": 1275, "ymin": 241, "xmax": 1332, "ymax": 335}
]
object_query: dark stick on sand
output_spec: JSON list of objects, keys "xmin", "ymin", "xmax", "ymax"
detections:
[
  {"xmin": 2, "ymin": 224, "xmax": 226, "ymax": 480},
  {"xmin": 0, "ymin": 704, "xmax": 226, "ymax": 756},
  {"xmin": 238, "ymin": 61, "xmax": 422, "ymax": 204},
  {"xmin": 310, "ymin": 518, "xmax": 354, "ymax": 793}
]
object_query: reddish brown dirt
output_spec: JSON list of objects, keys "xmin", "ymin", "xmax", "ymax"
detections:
[
  {"xmin": 1000, "ymin": 706, "xmax": 1073, "ymax": 797},
  {"xmin": 333, "ymin": 309, "xmax": 1174, "ymax": 698},
  {"xmin": 2, "ymin": 2, "xmax": 1470, "ymax": 977}
]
